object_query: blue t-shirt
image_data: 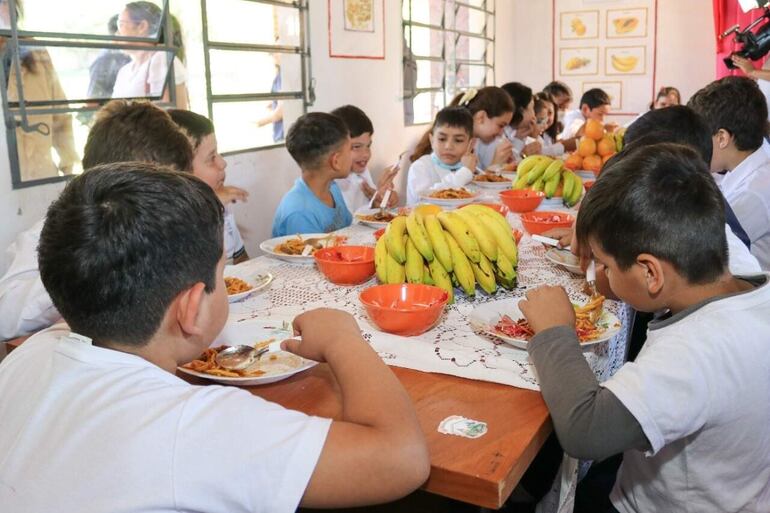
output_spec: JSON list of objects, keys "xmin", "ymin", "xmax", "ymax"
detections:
[{"xmin": 271, "ymin": 178, "xmax": 352, "ymax": 237}]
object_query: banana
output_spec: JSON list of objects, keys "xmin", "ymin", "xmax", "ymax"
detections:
[
  {"xmin": 405, "ymin": 211, "xmax": 434, "ymax": 262},
  {"xmin": 374, "ymin": 235, "xmax": 388, "ymax": 283},
  {"xmin": 385, "ymin": 216, "xmax": 407, "ymax": 264},
  {"xmin": 495, "ymin": 251, "xmax": 516, "ymax": 282},
  {"xmin": 562, "ymin": 170, "xmax": 576, "ymax": 202},
  {"xmin": 454, "ymin": 208, "xmax": 497, "ymax": 262},
  {"xmin": 526, "ymin": 157, "xmax": 552, "ymax": 185},
  {"xmin": 542, "ymin": 159, "xmax": 563, "ymax": 182},
  {"xmin": 532, "ymin": 176, "xmax": 546, "ymax": 193},
  {"xmin": 385, "ymin": 251, "xmax": 405, "ymax": 284},
  {"xmin": 513, "ymin": 172, "xmax": 530, "ymax": 190},
  {"xmin": 461, "ymin": 205, "xmax": 518, "ymax": 266},
  {"xmin": 422, "ymin": 264, "xmax": 435, "ymax": 285},
  {"xmin": 544, "ymin": 170, "xmax": 561, "ymax": 199},
  {"xmin": 471, "ymin": 253, "xmax": 497, "ymax": 295},
  {"xmin": 614, "ymin": 130, "xmax": 625, "ymax": 152},
  {"xmin": 428, "ymin": 258, "xmax": 454, "ymax": 304},
  {"xmin": 494, "ymin": 265, "xmax": 517, "ymax": 290},
  {"xmin": 437, "ymin": 211, "xmax": 481, "ymax": 263},
  {"xmin": 405, "ymin": 238, "xmax": 424, "ymax": 284},
  {"xmin": 445, "ymin": 232, "xmax": 476, "ymax": 296},
  {"xmin": 563, "ymin": 172, "xmax": 583, "ymax": 207},
  {"xmin": 516, "ymin": 155, "xmax": 545, "ymax": 179},
  {"xmin": 424, "ymin": 214, "xmax": 453, "ymax": 273},
  {"xmin": 611, "ymin": 54, "xmax": 638, "ymax": 73}
]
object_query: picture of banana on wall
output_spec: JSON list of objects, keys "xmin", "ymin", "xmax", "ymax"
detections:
[
  {"xmin": 605, "ymin": 46, "xmax": 646, "ymax": 75},
  {"xmin": 607, "ymin": 8, "xmax": 648, "ymax": 38},
  {"xmin": 560, "ymin": 10, "xmax": 599, "ymax": 40},
  {"xmin": 560, "ymin": 47, "xmax": 599, "ymax": 76}
]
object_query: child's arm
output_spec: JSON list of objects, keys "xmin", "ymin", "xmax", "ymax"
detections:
[
  {"xmin": 282, "ymin": 309, "xmax": 430, "ymax": 508},
  {"xmin": 519, "ymin": 286, "xmax": 649, "ymax": 460}
]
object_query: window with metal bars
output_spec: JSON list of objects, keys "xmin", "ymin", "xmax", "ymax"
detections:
[{"xmin": 402, "ymin": 0, "xmax": 495, "ymax": 125}]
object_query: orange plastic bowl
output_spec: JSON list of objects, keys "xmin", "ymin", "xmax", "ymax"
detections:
[
  {"xmin": 373, "ymin": 228, "xmax": 385, "ymax": 241},
  {"xmin": 359, "ymin": 283, "xmax": 449, "ymax": 336},
  {"xmin": 520, "ymin": 211, "xmax": 575, "ymax": 235},
  {"xmin": 314, "ymin": 246, "xmax": 376, "ymax": 285},
  {"xmin": 475, "ymin": 202, "xmax": 510, "ymax": 217},
  {"xmin": 499, "ymin": 189, "xmax": 545, "ymax": 213}
]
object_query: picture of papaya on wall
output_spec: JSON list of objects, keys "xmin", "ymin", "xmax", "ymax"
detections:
[
  {"xmin": 606, "ymin": 7, "xmax": 648, "ymax": 39},
  {"xmin": 559, "ymin": 10, "xmax": 599, "ymax": 40},
  {"xmin": 560, "ymin": 47, "xmax": 599, "ymax": 76},
  {"xmin": 605, "ymin": 46, "xmax": 646, "ymax": 75}
]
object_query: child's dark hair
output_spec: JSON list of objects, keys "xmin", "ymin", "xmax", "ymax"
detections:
[
  {"xmin": 331, "ymin": 105, "xmax": 373, "ymax": 138},
  {"xmin": 577, "ymin": 143, "xmax": 727, "ymax": 285},
  {"xmin": 687, "ymin": 76, "xmax": 768, "ymax": 152},
  {"xmin": 168, "ymin": 109, "xmax": 215, "ymax": 151},
  {"xmin": 580, "ymin": 88, "xmax": 611, "ymax": 110},
  {"xmin": 625, "ymin": 105, "xmax": 712, "ymax": 164},
  {"xmin": 649, "ymin": 86, "xmax": 681, "ymax": 110},
  {"xmin": 534, "ymin": 92, "xmax": 559, "ymax": 141},
  {"xmin": 38, "ymin": 162, "xmax": 224, "ymax": 347},
  {"xmin": 432, "ymin": 106, "xmax": 473, "ymax": 136},
  {"xmin": 83, "ymin": 100, "xmax": 194, "ymax": 172},
  {"xmin": 542, "ymin": 81, "xmax": 572, "ymax": 102},
  {"xmin": 501, "ymin": 82, "xmax": 533, "ymax": 128},
  {"xmin": 286, "ymin": 112, "xmax": 350, "ymax": 169}
]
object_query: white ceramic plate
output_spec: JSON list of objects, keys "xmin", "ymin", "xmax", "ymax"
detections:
[
  {"xmin": 354, "ymin": 208, "xmax": 399, "ymax": 228},
  {"xmin": 544, "ymin": 248, "xmax": 584, "ymax": 275},
  {"xmin": 178, "ymin": 318, "xmax": 316, "ymax": 386},
  {"xmin": 471, "ymin": 177, "xmax": 513, "ymax": 190},
  {"xmin": 224, "ymin": 265, "xmax": 273, "ymax": 302},
  {"xmin": 419, "ymin": 189, "xmax": 479, "ymax": 207},
  {"xmin": 259, "ymin": 233, "xmax": 341, "ymax": 264},
  {"xmin": 468, "ymin": 298, "xmax": 621, "ymax": 350}
]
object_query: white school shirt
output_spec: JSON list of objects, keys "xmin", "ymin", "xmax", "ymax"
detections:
[
  {"xmin": 112, "ymin": 52, "xmax": 187, "ymax": 99},
  {"xmin": 406, "ymin": 154, "xmax": 473, "ymax": 206},
  {"xmin": 718, "ymin": 140, "xmax": 770, "ymax": 270},
  {"xmin": 223, "ymin": 206, "xmax": 246, "ymax": 262},
  {"xmin": 336, "ymin": 168, "xmax": 376, "ymax": 213},
  {"xmin": 0, "ymin": 325, "xmax": 331, "ymax": 513},
  {"xmin": 559, "ymin": 109, "xmax": 584, "ymax": 139},
  {"xmin": 603, "ymin": 274, "xmax": 770, "ymax": 513},
  {"xmin": 475, "ymin": 136, "xmax": 525, "ymax": 170},
  {"xmin": 540, "ymin": 133, "xmax": 565, "ymax": 157},
  {"xmin": 726, "ymin": 224, "xmax": 762, "ymax": 274}
]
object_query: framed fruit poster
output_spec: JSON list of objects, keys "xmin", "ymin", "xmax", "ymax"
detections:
[
  {"xmin": 607, "ymin": 8, "xmax": 648, "ymax": 39},
  {"xmin": 605, "ymin": 46, "xmax": 646, "ymax": 75},
  {"xmin": 560, "ymin": 47, "xmax": 599, "ymax": 76},
  {"xmin": 560, "ymin": 10, "xmax": 599, "ymax": 40}
]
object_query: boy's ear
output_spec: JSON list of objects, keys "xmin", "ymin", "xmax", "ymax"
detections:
[
  {"xmin": 636, "ymin": 253, "xmax": 665, "ymax": 296},
  {"xmin": 580, "ymin": 104, "xmax": 591, "ymax": 117},
  {"xmin": 173, "ymin": 282, "xmax": 208, "ymax": 337},
  {"xmin": 714, "ymin": 128, "xmax": 733, "ymax": 150}
]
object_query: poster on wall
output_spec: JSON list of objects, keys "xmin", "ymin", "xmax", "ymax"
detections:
[
  {"xmin": 329, "ymin": 0, "xmax": 385, "ymax": 59},
  {"xmin": 552, "ymin": 0, "xmax": 657, "ymax": 116}
]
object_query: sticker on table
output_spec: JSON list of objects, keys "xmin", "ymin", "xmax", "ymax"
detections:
[{"xmin": 438, "ymin": 415, "xmax": 488, "ymax": 439}]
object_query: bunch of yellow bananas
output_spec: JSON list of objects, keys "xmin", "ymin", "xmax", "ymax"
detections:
[
  {"xmin": 513, "ymin": 155, "xmax": 584, "ymax": 207},
  {"xmin": 375, "ymin": 207, "xmax": 519, "ymax": 301},
  {"xmin": 610, "ymin": 54, "xmax": 638, "ymax": 73},
  {"xmin": 612, "ymin": 127, "xmax": 625, "ymax": 153}
]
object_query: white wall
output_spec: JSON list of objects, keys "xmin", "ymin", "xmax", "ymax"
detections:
[{"xmin": 0, "ymin": 0, "xmax": 718, "ymax": 272}]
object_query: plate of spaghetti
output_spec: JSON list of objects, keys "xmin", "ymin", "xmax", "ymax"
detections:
[
  {"xmin": 259, "ymin": 233, "xmax": 348, "ymax": 263},
  {"xmin": 354, "ymin": 208, "xmax": 399, "ymax": 228},
  {"xmin": 468, "ymin": 295, "xmax": 621, "ymax": 350},
  {"xmin": 177, "ymin": 318, "xmax": 316, "ymax": 385},
  {"xmin": 223, "ymin": 266, "xmax": 273, "ymax": 302},
  {"xmin": 472, "ymin": 173, "xmax": 513, "ymax": 190},
  {"xmin": 420, "ymin": 187, "xmax": 479, "ymax": 207}
]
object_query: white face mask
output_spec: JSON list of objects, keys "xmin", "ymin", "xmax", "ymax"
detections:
[{"xmin": 557, "ymin": 110, "xmax": 565, "ymax": 123}]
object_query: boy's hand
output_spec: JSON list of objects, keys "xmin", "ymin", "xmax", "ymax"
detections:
[
  {"xmin": 216, "ymin": 186, "xmax": 249, "ymax": 204},
  {"xmin": 542, "ymin": 227, "xmax": 573, "ymax": 248},
  {"xmin": 604, "ymin": 122, "xmax": 619, "ymax": 133},
  {"xmin": 492, "ymin": 138, "xmax": 513, "ymax": 166},
  {"xmin": 282, "ymin": 308, "xmax": 364, "ymax": 362},
  {"xmin": 461, "ymin": 147, "xmax": 478, "ymax": 172},
  {"xmin": 732, "ymin": 54, "xmax": 755, "ymax": 75},
  {"xmin": 523, "ymin": 140, "xmax": 542, "ymax": 156},
  {"xmin": 378, "ymin": 165, "xmax": 400, "ymax": 189},
  {"xmin": 360, "ymin": 181, "xmax": 376, "ymax": 199},
  {"xmin": 518, "ymin": 286, "xmax": 576, "ymax": 334},
  {"xmin": 373, "ymin": 188, "xmax": 399, "ymax": 208}
]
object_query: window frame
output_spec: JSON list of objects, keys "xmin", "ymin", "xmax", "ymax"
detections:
[{"xmin": 199, "ymin": 0, "xmax": 313, "ymax": 156}]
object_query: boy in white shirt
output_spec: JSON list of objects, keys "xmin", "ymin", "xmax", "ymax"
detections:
[
  {"xmin": 331, "ymin": 105, "xmax": 399, "ymax": 212},
  {"xmin": 0, "ymin": 163, "xmax": 429, "ymax": 513},
  {"xmin": 406, "ymin": 106, "xmax": 477, "ymax": 205},
  {"xmin": 520, "ymin": 143, "xmax": 770, "ymax": 513},
  {"xmin": 688, "ymin": 76, "xmax": 770, "ymax": 270},
  {"xmin": 560, "ymin": 88, "xmax": 617, "ymax": 140},
  {"xmin": 0, "ymin": 100, "xmax": 195, "ymax": 340}
]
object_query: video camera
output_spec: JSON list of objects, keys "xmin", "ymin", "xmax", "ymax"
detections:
[{"xmin": 723, "ymin": 4, "xmax": 770, "ymax": 69}]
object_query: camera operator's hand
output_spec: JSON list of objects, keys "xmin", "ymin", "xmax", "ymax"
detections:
[{"xmin": 732, "ymin": 54, "xmax": 757, "ymax": 76}]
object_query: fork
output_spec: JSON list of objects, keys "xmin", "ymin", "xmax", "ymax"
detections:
[{"xmin": 586, "ymin": 260, "xmax": 598, "ymax": 298}]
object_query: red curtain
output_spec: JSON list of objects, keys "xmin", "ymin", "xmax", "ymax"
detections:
[{"xmin": 714, "ymin": 0, "xmax": 768, "ymax": 78}]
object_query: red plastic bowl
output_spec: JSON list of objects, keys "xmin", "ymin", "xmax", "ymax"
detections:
[
  {"xmin": 373, "ymin": 227, "xmax": 385, "ymax": 241},
  {"xmin": 520, "ymin": 211, "xmax": 575, "ymax": 235},
  {"xmin": 499, "ymin": 189, "xmax": 545, "ymax": 213},
  {"xmin": 314, "ymin": 246, "xmax": 376, "ymax": 285},
  {"xmin": 359, "ymin": 283, "xmax": 449, "ymax": 336},
  {"xmin": 475, "ymin": 202, "xmax": 510, "ymax": 217}
]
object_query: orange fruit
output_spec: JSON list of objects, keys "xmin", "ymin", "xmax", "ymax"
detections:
[
  {"xmin": 583, "ymin": 154, "xmax": 603, "ymax": 175},
  {"xmin": 597, "ymin": 136, "xmax": 616, "ymax": 157},
  {"xmin": 414, "ymin": 204, "xmax": 442, "ymax": 217},
  {"xmin": 584, "ymin": 119, "xmax": 605, "ymax": 141},
  {"xmin": 554, "ymin": 181, "xmax": 564, "ymax": 197},
  {"xmin": 564, "ymin": 153, "xmax": 583, "ymax": 170},
  {"xmin": 601, "ymin": 152, "xmax": 616, "ymax": 164},
  {"xmin": 577, "ymin": 137, "xmax": 597, "ymax": 158}
]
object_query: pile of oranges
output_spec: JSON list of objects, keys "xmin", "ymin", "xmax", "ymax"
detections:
[{"xmin": 563, "ymin": 119, "xmax": 617, "ymax": 175}]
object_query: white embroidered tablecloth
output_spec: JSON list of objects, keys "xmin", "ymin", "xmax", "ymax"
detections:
[{"xmin": 229, "ymin": 219, "xmax": 630, "ymax": 392}]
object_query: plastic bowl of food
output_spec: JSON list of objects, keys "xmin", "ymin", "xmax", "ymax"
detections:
[
  {"xmin": 359, "ymin": 283, "xmax": 449, "ymax": 336},
  {"xmin": 314, "ymin": 246, "xmax": 376, "ymax": 285},
  {"xmin": 373, "ymin": 228, "xmax": 385, "ymax": 241},
  {"xmin": 499, "ymin": 189, "xmax": 545, "ymax": 213},
  {"xmin": 475, "ymin": 202, "xmax": 510, "ymax": 217},
  {"xmin": 520, "ymin": 211, "xmax": 575, "ymax": 235}
]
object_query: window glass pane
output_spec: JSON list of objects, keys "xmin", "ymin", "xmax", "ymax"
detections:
[
  {"xmin": 454, "ymin": 35, "xmax": 488, "ymax": 62},
  {"xmin": 402, "ymin": 0, "xmax": 444, "ymax": 27},
  {"xmin": 212, "ymin": 99, "xmax": 303, "ymax": 152},
  {"xmin": 460, "ymin": 0, "xmax": 487, "ymax": 9},
  {"xmin": 415, "ymin": 59, "xmax": 443, "ymax": 89},
  {"xmin": 410, "ymin": 90, "xmax": 445, "ymax": 125},
  {"xmin": 403, "ymin": 26, "xmax": 443, "ymax": 59},
  {"xmin": 206, "ymin": 0, "xmax": 300, "ymax": 47},
  {"xmin": 455, "ymin": 63, "xmax": 490, "ymax": 90},
  {"xmin": 209, "ymin": 50, "xmax": 301, "ymax": 96},
  {"xmin": 455, "ymin": 5, "xmax": 489, "ymax": 35}
]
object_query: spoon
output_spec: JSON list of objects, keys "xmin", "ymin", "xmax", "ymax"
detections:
[{"xmin": 214, "ymin": 340, "xmax": 283, "ymax": 371}]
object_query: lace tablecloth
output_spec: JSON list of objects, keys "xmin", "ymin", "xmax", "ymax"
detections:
[{"xmin": 230, "ymin": 220, "xmax": 630, "ymax": 392}]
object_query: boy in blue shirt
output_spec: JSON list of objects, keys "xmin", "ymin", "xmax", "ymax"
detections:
[{"xmin": 272, "ymin": 112, "xmax": 353, "ymax": 237}]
